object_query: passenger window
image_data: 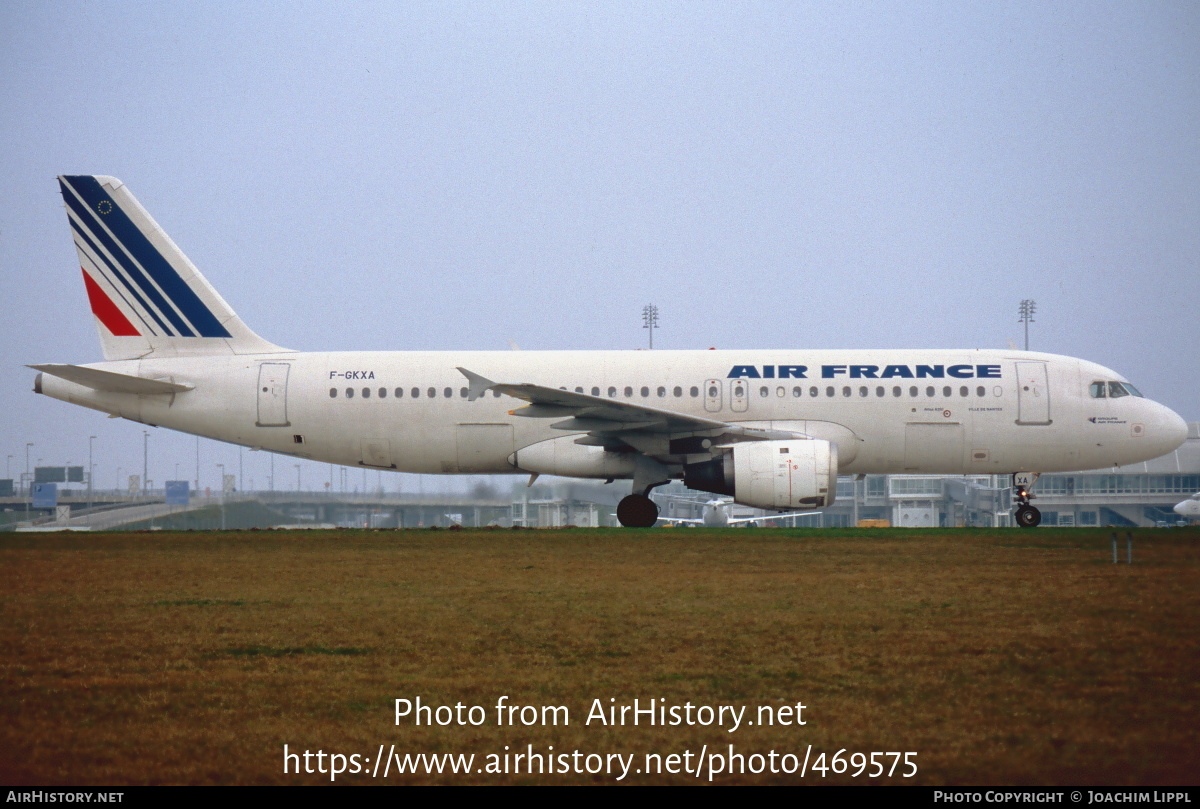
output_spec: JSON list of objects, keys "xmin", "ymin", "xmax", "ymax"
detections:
[
  {"xmin": 346, "ymin": 388, "xmax": 354, "ymax": 399},
  {"xmin": 909, "ymin": 386, "xmax": 918, "ymax": 397},
  {"xmin": 460, "ymin": 387, "xmax": 468, "ymax": 398},
  {"xmin": 592, "ymin": 387, "xmax": 600, "ymax": 396},
  {"xmin": 395, "ymin": 388, "xmax": 403, "ymax": 398},
  {"xmin": 379, "ymin": 388, "xmax": 387, "ymax": 398},
  {"xmin": 734, "ymin": 384, "xmax": 745, "ymax": 397},
  {"xmin": 608, "ymin": 386, "xmax": 617, "ymax": 397},
  {"xmin": 657, "ymin": 386, "xmax": 666, "ymax": 397},
  {"xmin": 876, "ymin": 386, "xmax": 884, "ymax": 397},
  {"xmin": 959, "ymin": 386, "xmax": 968, "ymax": 397},
  {"xmin": 625, "ymin": 386, "xmax": 633, "ymax": 397},
  {"xmin": 976, "ymin": 386, "xmax": 985, "ymax": 397},
  {"xmin": 444, "ymin": 387, "xmax": 452, "ymax": 398},
  {"xmin": 893, "ymin": 386, "xmax": 901, "ymax": 397},
  {"xmin": 826, "ymin": 386, "xmax": 834, "ymax": 397},
  {"xmin": 492, "ymin": 390, "xmax": 501, "ymax": 398},
  {"xmin": 362, "ymin": 387, "xmax": 370, "ymax": 398},
  {"xmin": 926, "ymin": 386, "xmax": 935, "ymax": 397},
  {"xmin": 427, "ymin": 387, "xmax": 436, "ymax": 398},
  {"xmin": 858, "ymin": 386, "xmax": 868, "ymax": 397},
  {"xmin": 673, "ymin": 386, "xmax": 682, "ymax": 397},
  {"xmin": 329, "ymin": 388, "xmax": 337, "ymax": 398},
  {"xmin": 690, "ymin": 386, "xmax": 699, "ymax": 397},
  {"xmin": 760, "ymin": 386, "xmax": 769, "ymax": 397},
  {"xmin": 942, "ymin": 386, "xmax": 951, "ymax": 397},
  {"xmin": 575, "ymin": 386, "xmax": 583, "ymax": 393},
  {"xmin": 810, "ymin": 387, "xmax": 819, "ymax": 397},
  {"xmin": 708, "ymin": 385, "xmax": 718, "ymax": 398},
  {"xmin": 412, "ymin": 387, "xmax": 420, "ymax": 398},
  {"xmin": 640, "ymin": 386, "xmax": 649, "ymax": 397},
  {"xmin": 793, "ymin": 386, "xmax": 802, "ymax": 397}
]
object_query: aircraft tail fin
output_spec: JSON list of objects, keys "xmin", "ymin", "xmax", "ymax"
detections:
[{"xmin": 57, "ymin": 175, "xmax": 288, "ymax": 360}]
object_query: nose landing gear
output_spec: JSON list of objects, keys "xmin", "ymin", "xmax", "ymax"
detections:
[{"xmin": 1012, "ymin": 472, "xmax": 1042, "ymax": 528}]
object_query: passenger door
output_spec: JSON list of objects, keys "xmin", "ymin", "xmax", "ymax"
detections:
[{"xmin": 256, "ymin": 362, "xmax": 291, "ymax": 427}]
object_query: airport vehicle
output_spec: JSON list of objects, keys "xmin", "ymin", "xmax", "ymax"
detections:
[
  {"xmin": 31, "ymin": 176, "xmax": 1189, "ymax": 527},
  {"xmin": 1174, "ymin": 493, "xmax": 1200, "ymax": 521}
]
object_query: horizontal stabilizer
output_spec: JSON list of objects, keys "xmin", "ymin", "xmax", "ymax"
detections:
[{"xmin": 28, "ymin": 364, "xmax": 193, "ymax": 395}]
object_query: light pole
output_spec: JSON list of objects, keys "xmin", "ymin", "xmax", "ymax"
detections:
[
  {"xmin": 1018, "ymin": 299, "xmax": 1036, "ymax": 351},
  {"xmin": 295, "ymin": 463, "xmax": 301, "ymax": 492},
  {"xmin": 642, "ymin": 304, "xmax": 659, "ymax": 349},
  {"xmin": 88, "ymin": 436, "xmax": 96, "ymax": 519},
  {"xmin": 25, "ymin": 443, "xmax": 33, "ymax": 495},
  {"xmin": 216, "ymin": 463, "xmax": 226, "ymax": 530}
]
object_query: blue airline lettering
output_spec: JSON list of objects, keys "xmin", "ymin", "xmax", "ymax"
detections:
[{"xmin": 731, "ymin": 364, "xmax": 1001, "ymax": 379}]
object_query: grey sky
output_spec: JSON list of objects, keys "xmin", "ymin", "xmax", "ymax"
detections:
[{"xmin": 2, "ymin": 2, "xmax": 1197, "ymax": 493}]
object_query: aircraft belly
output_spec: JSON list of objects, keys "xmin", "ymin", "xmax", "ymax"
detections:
[{"xmin": 455, "ymin": 424, "xmax": 516, "ymax": 473}]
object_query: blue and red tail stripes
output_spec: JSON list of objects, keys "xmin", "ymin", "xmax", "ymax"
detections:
[{"xmin": 59, "ymin": 175, "xmax": 232, "ymax": 340}]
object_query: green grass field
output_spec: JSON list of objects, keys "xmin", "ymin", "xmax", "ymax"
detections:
[{"xmin": 2, "ymin": 527, "xmax": 1197, "ymax": 785}]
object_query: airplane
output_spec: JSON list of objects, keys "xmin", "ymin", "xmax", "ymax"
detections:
[
  {"xmin": 660, "ymin": 496, "xmax": 790, "ymax": 527},
  {"xmin": 31, "ymin": 175, "xmax": 1190, "ymax": 528},
  {"xmin": 1174, "ymin": 493, "xmax": 1200, "ymax": 521}
]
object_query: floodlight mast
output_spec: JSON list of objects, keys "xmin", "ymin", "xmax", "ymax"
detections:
[
  {"xmin": 642, "ymin": 304, "xmax": 659, "ymax": 349},
  {"xmin": 1018, "ymin": 299, "xmax": 1037, "ymax": 351}
]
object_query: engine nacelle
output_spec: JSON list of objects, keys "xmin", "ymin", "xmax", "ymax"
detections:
[{"xmin": 683, "ymin": 439, "xmax": 837, "ymax": 510}]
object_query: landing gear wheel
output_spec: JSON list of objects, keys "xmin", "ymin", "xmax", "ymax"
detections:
[
  {"xmin": 1015, "ymin": 505, "xmax": 1041, "ymax": 528},
  {"xmin": 617, "ymin": 494, "xmax": 659, "ymax": 528}
]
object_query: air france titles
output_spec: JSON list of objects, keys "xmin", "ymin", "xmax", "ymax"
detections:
[{"xmin": 727, "ymin": 364, "xmax": 1002, "ymax": 380}]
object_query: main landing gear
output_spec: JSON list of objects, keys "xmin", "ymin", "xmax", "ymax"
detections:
[
  {"xmin": 617, "ymin": 457, "xmax": 671, "ymax": 527},
  {"xmin": 1012, "ymin": 472, "xmax": 1041, "ymax": 528},
  {"xmin": 617, "ymin": 494, "xmax": 659, "ymax": 528}
]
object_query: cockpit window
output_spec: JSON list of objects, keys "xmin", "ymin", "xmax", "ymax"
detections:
[{"xmin": 1091, "ymin": 380, "xmax": 1144, "ymax": 399}]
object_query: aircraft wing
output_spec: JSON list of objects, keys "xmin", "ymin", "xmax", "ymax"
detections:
[
  {"xmin": 726, "ymin": 514, "xmax": 793, "ymax": 525},
  {"xmin": 457, "ymin": 367, "xmax": 803, "ymax": 451}
]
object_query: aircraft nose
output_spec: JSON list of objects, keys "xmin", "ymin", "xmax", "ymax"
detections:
[{"xmin": 1155, "ymin": 405, "xmax": 1189, "ymax": 454}]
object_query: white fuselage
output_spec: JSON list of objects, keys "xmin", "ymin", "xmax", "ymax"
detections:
[
  {"xmin": 37, "ymin": 348, "xmax": 1187, "ymax": 481},
  {"xmin": 1175, "ymin": 495, "xmax": 1200, "ymax": 519}
]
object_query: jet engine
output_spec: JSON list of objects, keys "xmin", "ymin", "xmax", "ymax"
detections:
[{"xmin": 683, "ymin": 439, "xmax": 837, "ymax": 510}]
